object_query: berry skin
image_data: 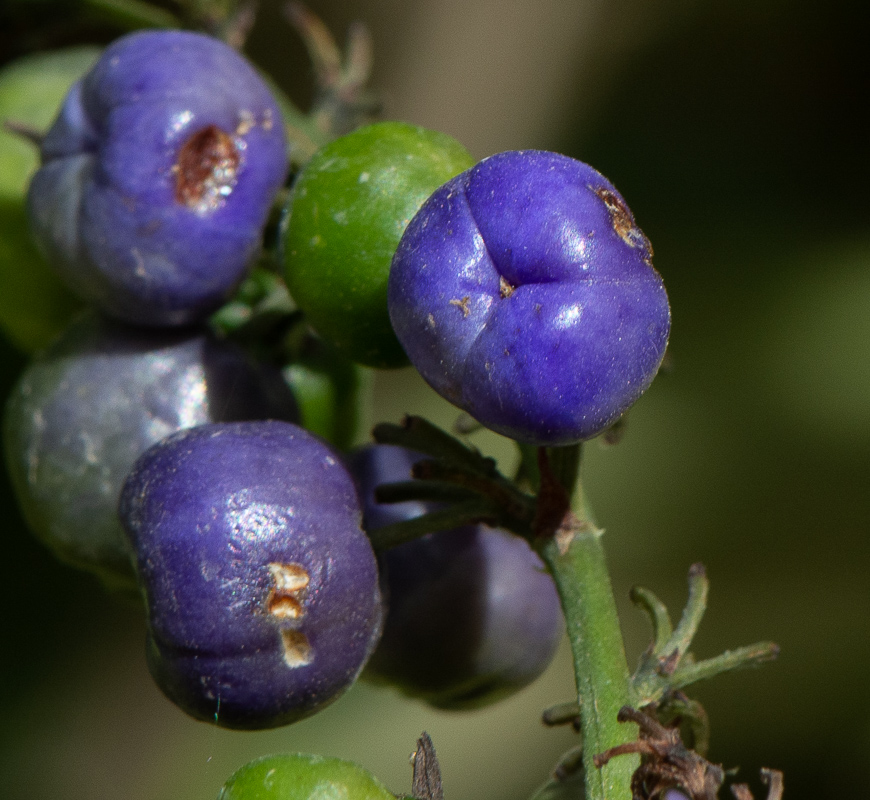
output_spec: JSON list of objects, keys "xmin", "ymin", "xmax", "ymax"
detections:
[
  {"xmin": 281, "ymin": 121, "xmax": 473, "ymax": 368},
  {"xmin": 349, "ymin": 444, "xmax": 563, "ymax": 709},
  {"xmin": 0, "ymin": 48, "xmax": 97, "ymax": 352},
  {"xmin": 119, "ymin": 421, "xmax": 383, "ymax": 729},
  {"xmin": 218, "ymin": 753, "xmax": 395, "ymax": 800},
  {"xmin": 27, "ymin": 30, "xmax": 288, "ymax": 327},
  {"xmin": 2, "ymin": 311, "xmax": 298, "ymax": 590},
  {"xmin": 388, "ymin": 150, "xmax": 671, "ymax": 445}
]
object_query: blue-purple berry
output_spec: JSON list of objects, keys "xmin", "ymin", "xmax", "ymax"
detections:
[
  {"xmin": 27, "ymin": 30, "xmax": 288, "ymax": 326},
  {"xmin": 2, "ymin": 311, "xmax": 298, "ymax": 589},
  {"xmin": 388, "ymin": 150, "xmax": 671, "ymax": 445},
  {"xmin": 349, "ymin": 444, "xmax": 563, "ymax": 709},
  {"xmin": 119, "ymin": 421, "xmax": 383, "ymax": 729}
]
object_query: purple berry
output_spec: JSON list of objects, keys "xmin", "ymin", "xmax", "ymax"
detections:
[
  {"xmin": 27, "ymin": 30, "xmax": 288, "ymax": 326},
  {"xmin": 349, "ymin": 444, "xmax": 563, "ymax": 709},
  {"xmin": 388, "ymin": 150, "xmax": 671, "ymax": 445},
  {"xmin": 119, "ymin": 421, "xmax": 383, "ymax": 729},
  {"xmin": 2, "ymin": 311, "xmax": 298, "ymax": 589}
]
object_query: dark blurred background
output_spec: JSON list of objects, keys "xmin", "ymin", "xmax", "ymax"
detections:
[{"xmin": 1, "ymin": 0, "xmax": 869, "ymax": 798}]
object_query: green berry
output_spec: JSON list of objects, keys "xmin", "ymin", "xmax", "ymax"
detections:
[
  {"xmin": 218, "ymin": 754, "xmax": 395, "ymax": 800},
  {"xmin": 281, "ymin": 121, "xmax": 474, "ymax": 368},
  {"xmin": 0, "ymin": 48, "xmax": 98, "ymax": 352}
]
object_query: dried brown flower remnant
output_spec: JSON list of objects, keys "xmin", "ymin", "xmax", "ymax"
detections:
[{"xmin": 594, "ymin": 706, "xmax": 783, "ymax": 800}]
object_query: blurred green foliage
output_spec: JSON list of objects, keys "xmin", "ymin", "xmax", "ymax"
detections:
[
  {"xmin": 573, "ymin": 2, "xmax": 870, "ymax": 797},
  {"xmin": 0, "ymin": 48, "xmax": 95, "ymax": 351}
]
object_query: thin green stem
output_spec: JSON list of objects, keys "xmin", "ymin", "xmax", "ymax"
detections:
[
  {"xmin": 81, "ymin": 0, "xmax": 181, "ymax": 29},
  {"xmin": 660, "ymin": 562, "xmax": 708, "ymax": 662},
  {"xmin": 629, "ymin": 585, "xmax": 674, "ymax": 653},
  {"xmin": 538, "ymin": 445, "xmax": 637, "ymax": 800},
  {"xmin": 367, "ymin": 499, "xmax": 497, "ymax": 552},
  {"xmin": 668, "ymin": 641, "xmax": 780, "ymax": 691},
  {"xmin": 374, "ymin": 479, "xmax": 479, "ymax": 506}
]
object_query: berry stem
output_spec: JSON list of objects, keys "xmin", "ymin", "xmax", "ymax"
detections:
[{"xmin": 537, "ymin": 445, "xmax": 638, "ymax": 800}]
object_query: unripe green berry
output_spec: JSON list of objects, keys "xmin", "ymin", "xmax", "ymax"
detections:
[
  {"xmin": 281, "ymin": 121, "xmax": 474, "ymax": 368},
  {"xmin": 218, "ymin": 753, "xmax": 395, "ymax": 800}
]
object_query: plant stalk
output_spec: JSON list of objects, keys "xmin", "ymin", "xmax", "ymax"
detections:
[
  {"xmin": 81, "ymin": 0, "xmax": 181, "ymax": 29},
  {"xmin": 538, "ymin": 445, "xmax": 638, "ymax": 800}
]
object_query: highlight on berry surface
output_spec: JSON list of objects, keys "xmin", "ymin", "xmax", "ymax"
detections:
[{"xmin": 388, "ymin": 149, "xmax": 671, "ymax": 446}]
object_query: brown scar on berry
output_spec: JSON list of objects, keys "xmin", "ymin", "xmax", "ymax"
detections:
[
  {"xmin": 267, "ymin": 594, "xmax": 304, "ymax": 619},
  {"xmin": 499, "ymin": 275, "xmax": 515, "ymax": 298},
  {"xmin": 175, "ymin": 125, "xmax": 240, "ymax": 210},
  {"xmin": 280, "ymin": 629, "xmax": 313, "ymax": 667},
  {"xmin": 267, "ymin": 562, "xmax": 309, "ymax": 620},
  {"xmin": 269, "ymin": 562, "xmax": 310, "ymax": 592},
  {"xmin": 449, "ymin": 296, "xmax": 471, "ymax": 317},
  {"xmin": 592, "ymin": 185, "xmax": 654, "ymax": 261},
  {"xmin": 267, "ymin": 563, "xmax": 314, "ymax": 667}
]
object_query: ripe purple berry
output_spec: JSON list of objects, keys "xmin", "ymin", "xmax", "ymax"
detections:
[
  {"xmin": 349, "ymin": 444, "xmax": 563, "ymax": 709},
  {"xmin": 2, "ymin": 311, "xmax": 298, "ymax": 589},
  {"xmin": 388, "ymin": 150, "xmax": 671, "ymax": 445},
  {"xmin": 119, "ymin": 421, "xmax": 383, "ymax": 729},
  {"xmin": 27, "ymin": 30, "xmax": 288, "ymax": 326}
]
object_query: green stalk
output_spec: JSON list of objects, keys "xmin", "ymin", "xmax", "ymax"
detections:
[
  {"xmin": 538, "ymin": 445, "xmax": 638, "ymax": 800},
  {"xmin": 81, "ymin": 0, "xmax": 181, "ymax": 29}
]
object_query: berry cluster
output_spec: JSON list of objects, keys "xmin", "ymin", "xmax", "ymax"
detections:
[{"xmin": 1, "ymin": 17, "xmax": 692, "ymax": 800}]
